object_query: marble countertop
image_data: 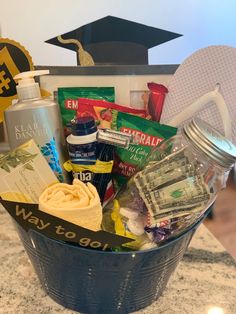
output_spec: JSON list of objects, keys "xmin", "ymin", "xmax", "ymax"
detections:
[{"xmin": 0, "ymin": 205, "xmax": 236, "ymax": 314}]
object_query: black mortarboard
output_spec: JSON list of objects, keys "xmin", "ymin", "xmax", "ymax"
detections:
[{"xmin": 45, "ymin": 15, "xmax": 182, "ymax": 66}]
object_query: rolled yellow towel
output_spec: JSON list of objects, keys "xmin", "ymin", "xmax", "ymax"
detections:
[{"xmin": 39, "ymin": 179, "xmax": 102, "ymax": 231}]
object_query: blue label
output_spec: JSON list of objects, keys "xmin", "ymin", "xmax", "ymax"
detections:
[{"xmin": 41, "ymin": 138, "xmax": 64, "ymax": 182}]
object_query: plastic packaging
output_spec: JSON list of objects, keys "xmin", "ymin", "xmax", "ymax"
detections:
[
  {"xmin": 57, "ymin": 87, "xmax": 115, "ymax": 136},
  {"xmin": 110, "ymin": 111, "xmax": 177, "ymax": 188},
  {"xmin": 76, "ymin": 98, "xmax": 147, "ymax": 128},
  {"xmin": 147, "ymin": 82, "xmax": 168, "ymax": 121},
  {"xmin": 4, "ymin": 70, "xmax": 68, "ymax": 182},
  {"xmin": 102, "ymin": 118, "xmax": 236, "ymax": 250},
  {"xmin": 0, "ymin": 139, "xmax": 58, "ymax": 203}
]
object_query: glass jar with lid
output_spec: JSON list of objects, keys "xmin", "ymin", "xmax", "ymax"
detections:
[
  {"xmin": 149, "ymin": 117, "xmax": 236, "ymax": 196},
  {"xmin": 102, "ymin": 118, "xmax": 236, "ymax": 250}
]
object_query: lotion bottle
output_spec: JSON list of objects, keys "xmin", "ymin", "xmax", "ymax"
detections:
[{"xmin": 4, "ymin": 70, "xmax": 68, "ymax": 182}]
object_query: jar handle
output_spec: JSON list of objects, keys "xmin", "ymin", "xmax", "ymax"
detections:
[{"xmin": 168, "ymin": 85, "xmax": 232, "ymax": 140}]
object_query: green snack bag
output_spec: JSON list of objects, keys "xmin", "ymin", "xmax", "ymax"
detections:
[
  {"xmin": 57, "ymin": 87, "xmax": 115, "ymax": 135},
  {"xmin": 111, "ymin": 111, "xmax": 177, "ymax": 188}
]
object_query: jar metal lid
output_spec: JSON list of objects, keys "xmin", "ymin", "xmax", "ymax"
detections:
[{"xmin": 183, "ymin": 118, "xmax": 236, "ymax": 168}]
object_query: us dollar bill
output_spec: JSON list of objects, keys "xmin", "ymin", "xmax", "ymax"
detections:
[
  {"xmin": 137, "ymin": 175, "xmax": 211, "ymax": 216},
  {"xmin": 147, "ymin": 203, "xmax": 206, "ymax": 225},
  {"xmin": 147, "ymin": 193, "xmax": 210, "ymax": 215},
  {"xmin": 139, "ymin": 147, "xmax": 188, "ymax": 177},
  {"xmin": 138, "ymin": 174, "xmax": 207, "ymax": 202},
  {"xmin": 135, "ymin": 165, "xmax": 196, "ymax": 191},
  {"xmin": 155, "ymin": 175, "xmax": 209, "ymax": 203}
]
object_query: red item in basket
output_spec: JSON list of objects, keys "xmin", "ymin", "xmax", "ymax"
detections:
[
  {"xmin": 147, "ymin": 83, "xmax": 168, "ymax": 121},
  {"xmin": 76, "ymin": 98, "xmax": 147, "ymax": 129}
]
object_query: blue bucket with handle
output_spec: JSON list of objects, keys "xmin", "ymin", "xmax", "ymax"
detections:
[{"xmin": 15, "ymin": 209, "xmax": 210, "ymax": 314}]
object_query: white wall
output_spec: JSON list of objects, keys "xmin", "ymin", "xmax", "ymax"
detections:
[{"xmin": 1, "ymin": 0, "xmax": 236, "ymax": 66}]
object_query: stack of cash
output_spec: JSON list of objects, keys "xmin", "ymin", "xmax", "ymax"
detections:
[{"xmin": 134, "ymin": 147, "xmax": 212, "ymax": 226}]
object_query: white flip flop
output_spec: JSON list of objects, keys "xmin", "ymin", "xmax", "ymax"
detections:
[{"xmin": 160, "ymin": 45, "xmax": 236, "ymax": 144}]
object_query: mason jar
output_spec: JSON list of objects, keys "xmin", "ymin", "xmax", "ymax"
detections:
[
  {"xmin": 149, "ymin": 117, "xmax": 236, "ymax": 196},
  {"xmin": 102, "ymin": 118, "xmax": 236, "ymax": 250}
]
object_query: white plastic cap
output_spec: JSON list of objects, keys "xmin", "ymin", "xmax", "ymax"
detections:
[{"xmin": 14, "ymin": 70, "xmax": 49, "ymax": 101}]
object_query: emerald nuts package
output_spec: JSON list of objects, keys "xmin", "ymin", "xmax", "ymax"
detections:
[{"xmin": 111, "ymin": 111, "xmax": 177, "ymax": 188}]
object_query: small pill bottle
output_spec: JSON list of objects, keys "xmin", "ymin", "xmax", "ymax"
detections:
[
  {"xmin": 65, "ymin": 116, "xmax": 98, "ymax": 184},
  {"xmin": 66, "ymin": 116, "xmax": 98, "ymax": 165}
]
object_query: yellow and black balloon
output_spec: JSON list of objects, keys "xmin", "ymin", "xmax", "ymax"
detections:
[{"xmin": 0, "ymin": 38, "xmax": 34, "ymax": 122}]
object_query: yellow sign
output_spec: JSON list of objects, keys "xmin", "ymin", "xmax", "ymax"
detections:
[{"xmin": 0, "ymin": 38, "xmax": 34, "ymax": 122}]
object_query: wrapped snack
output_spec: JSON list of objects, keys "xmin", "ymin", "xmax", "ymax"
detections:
[
  {"xmin": 147, "ymin": 82, "xmax": 168, "ymax": 121},
  {"xmin": 77, "ymin": 98, "xmax": 147, "ymax": 129},
  {"xmin": 110, "ymin": 111, "xmax": 177, "ymax": 188},
  {"xmin": 102, "ymin": 118, "xmax": 236, "ymax": 250},
  {"xmin": 57, "ymin": 87, "xmax": 115, "ymax": 136},
  {"xmin": 102, "ymin": 199, "xmax": 152, "ymax": 251},
  {"xmin": 39, "ymin": 179, "xmax": 102, "ymax": 231}
]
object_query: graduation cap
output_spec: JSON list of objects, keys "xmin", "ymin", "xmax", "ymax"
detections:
[{"xmin": 45, "ymin": 16, "xmax": 182, "ymax": 66}]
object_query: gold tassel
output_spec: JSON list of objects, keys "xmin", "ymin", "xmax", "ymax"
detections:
[{"xmin": 57, "ymin": 35, "xmax": 95, "ymax": 66}]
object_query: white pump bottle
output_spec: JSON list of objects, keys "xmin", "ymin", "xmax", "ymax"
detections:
[{"xmin": 14, "ymin": 70, "xmax": 49, "ymax": 100}]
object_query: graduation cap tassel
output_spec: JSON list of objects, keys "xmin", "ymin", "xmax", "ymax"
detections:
[{"xmin": 57, "ymin": 35, "xmax": 95, "ymax": 66}]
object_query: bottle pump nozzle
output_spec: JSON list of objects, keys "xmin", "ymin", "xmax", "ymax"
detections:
[{"xmin": 14, "ymin": 70, "xmax": 49, "ymax": 101}]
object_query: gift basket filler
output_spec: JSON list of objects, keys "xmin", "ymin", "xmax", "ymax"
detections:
[{"xmin": 1, "ymin": 49, "xmax": 236, "ymax": 314}]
